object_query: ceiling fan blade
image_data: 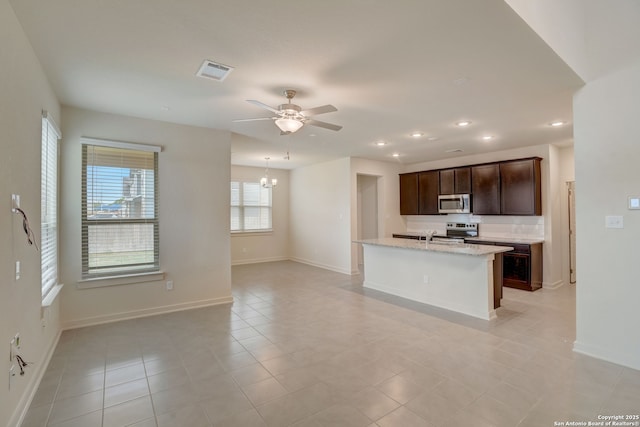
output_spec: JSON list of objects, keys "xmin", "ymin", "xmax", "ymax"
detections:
[
  {"xmin": 232, "ymin": 117, "xmax": 275, "ymax": 122},
  {"xmin": 300, "ymin": 104, "xmax": 337, "ymax": 116},
  {"xmin": 246, "ymin": 100, "xmax": 279, "ymax": 114},
  {"xmin": 306, "ymin": 119, "xmax": 342, "ymax": 131}
]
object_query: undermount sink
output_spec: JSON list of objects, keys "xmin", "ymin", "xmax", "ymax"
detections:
[{"xmin": 429, "ymin": 238, "xmax": 466, "ymax": 246}]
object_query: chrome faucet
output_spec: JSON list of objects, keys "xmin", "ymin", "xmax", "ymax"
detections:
[{"xmin": 423, "ymin": 229, "xmax": 436, "ymax": 244}]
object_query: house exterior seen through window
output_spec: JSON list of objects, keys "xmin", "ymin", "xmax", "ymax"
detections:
[
  {"xmin": 81, "ymin": 141, "xmax": 160, "ymax": 278},
  {"xmin": 231, "ymin": 181, "xmax": 272, "ymax": 232}
]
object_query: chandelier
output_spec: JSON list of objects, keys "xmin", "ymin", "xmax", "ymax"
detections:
[{"xmin": 260, "ymin": 157, "xmax": 277, "ymax": 188}]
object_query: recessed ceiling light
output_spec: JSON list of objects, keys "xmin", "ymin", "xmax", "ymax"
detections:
[
  {"xmin": 445, "ymin": 148, "xmax": 464, "ymax": 153},
  {"xmin": 482, "ymin": 135, "xmax": 494, "ymax": 140},
  {"xmin": 161, "ymin": 105, "xmax": 170, "ymax": 111},
  {"xmin": 550, "ymin": 121, "xmax": 566, "ymax": 127},
  {"xmin": 456, "ymin": 121, "xmax": 472, "ymax": 127},
  {"xmin": 376, "ymin": 141, "xmax": 386, "ymax": 146},
  {"xmin": 426, "ymin": 136, "xmax": 439, "ymax": 141},
  {"xmin": 410, "ymin": 132, "xmax": 424, "ymax": 138},
  {"xmin": 392, "ymin": 153, "xmax": 400, "ymax": 157}
]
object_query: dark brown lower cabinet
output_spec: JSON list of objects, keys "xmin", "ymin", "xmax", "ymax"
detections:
[
  {"xmin": 469, "ymin": 240, "xmax": 543, "ymax": 292},
  {"xmin": 502, "ymin": 243, "xmax": 542, "ymax": 291}
]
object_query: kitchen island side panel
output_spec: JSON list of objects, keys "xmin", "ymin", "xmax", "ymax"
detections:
[{"xmin": 362, "ymin": 244, "xmax": 496, "ymax": 320}]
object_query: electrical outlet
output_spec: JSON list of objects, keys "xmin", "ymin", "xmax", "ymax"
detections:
[
  {"xmin": 11, "ymin": 194, "xmax": 20, "ymax": 212},
  {"xmin": 9, "ymin": 365, "xmax": 15, "ymax": 390},
  {"xmin": 423, "ymin": 275, "xmax": 429, "ymax": 284},
  {"xmin": 15, "ymin": 261, "xmax": 20, "ymax": 281},
  {"xmin": 166, "ymin": 280, "xmax": 174, "ymax": 291},
  {"xmin": 9, "ymin": 333, "xmax": 20, "ymax": 362}
]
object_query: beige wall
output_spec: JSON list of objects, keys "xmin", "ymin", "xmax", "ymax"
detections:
[
  {"xmin": 59, "ymin": 107, "xmax": 232, "ymax": 329},
  {"xmin": 1, "ymin": 1, "xmax": 63, "ymax": 425},
  {"xmin": 290, "ymin": 158, "xmax": 352, "ymax": 274},
  {"xmin": 231, "ymin": 165, "xmax": 290, "ymax": 265},
  {"xmin": 573, "ymin": 60, "xmax": 640, "ymax": 369},
  {"xmin": 508, "ymin": 0, "xmax": 640, "ymax": 369}
]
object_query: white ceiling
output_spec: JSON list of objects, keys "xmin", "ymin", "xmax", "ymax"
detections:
[{"xmin": 10, "ymin": 0, "xmax": 583, "ymax": 170}]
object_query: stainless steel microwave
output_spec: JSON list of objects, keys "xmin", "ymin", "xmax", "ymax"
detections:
[{"xmin": 438, "ymin": 194, "xmax": 471, "ymax": 214}]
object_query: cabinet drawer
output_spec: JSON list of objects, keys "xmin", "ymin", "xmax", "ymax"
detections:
[{"xmin": 508, "ymin": 244, "xmax": 530, "ymax": 254}]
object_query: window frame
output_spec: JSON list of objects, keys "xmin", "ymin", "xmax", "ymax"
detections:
[
  {"xmin": 80, "ymin": 137, "xmax": 161, "ymax": 280},
  {"xmin": 41, "ymin": 111, "xmax": 61, "ymax": 300},
  {"xmin": 230, "ymin": 181, "xmax": 273, "ymax": 233}
]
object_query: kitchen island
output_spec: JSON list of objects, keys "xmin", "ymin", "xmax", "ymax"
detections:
[{"xmin": 355, "ymin": 238, "xmax": 513, "ymax": 320}]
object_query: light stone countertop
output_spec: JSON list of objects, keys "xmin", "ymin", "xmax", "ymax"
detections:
[
  {"xmin": 464, "ymin": 236, "xmax": 544, "ymax": 245},
  {"xmin": 396, "ymin": 232, "xmax": 544, "ymax": 245},
  {"xmin": 355, "ymin": 238, "xmax": 514, "ymax": 256}
]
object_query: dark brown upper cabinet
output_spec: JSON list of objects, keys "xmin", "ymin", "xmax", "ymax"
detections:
[
  {"xmin": 439, "ymin": 167, "xmax": 471, "ymax": 195},
  {"xmin": 471, "ymin": 164, "xmax": 500, "ymax": 215},
  {"xmin": 399, "ymin": 172, "xmax": 419, "ymax": 215},
  {"xmin": 418, "ymin": 170, "xmax": 440, "ymax": 215},
  {"xmin": 400, "ymin": 157, "xmax": 542, "ymax": 216},
  {"xmin": 500, "ymin": 158, "xmax": 542, "ymax": 215}
]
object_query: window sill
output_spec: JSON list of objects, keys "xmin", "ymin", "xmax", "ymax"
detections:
[
  {"xmin": 42, "ymin": 284, "xmax": 64, "ymax": 307},
  {"xmin": 231, "ymin": 230, "xmax": 273, "ymax": 237},
  {"xmin": 77, "ymin": 271, "xmax": 165, "ymax": 289}
]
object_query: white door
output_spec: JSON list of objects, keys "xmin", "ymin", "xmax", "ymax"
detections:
[{"xmin": 568, "ymin": 181, "xmax": 577, "ymax": 284}]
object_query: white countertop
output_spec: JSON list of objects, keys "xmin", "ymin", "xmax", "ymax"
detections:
[{"xmin": 355, "ymin": 238, "xmax": 513, "ymax": 256}]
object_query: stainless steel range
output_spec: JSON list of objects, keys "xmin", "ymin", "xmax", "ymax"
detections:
[{"xmin": 432, "ymin": 222, "xmax": 478, "ymax": 243}]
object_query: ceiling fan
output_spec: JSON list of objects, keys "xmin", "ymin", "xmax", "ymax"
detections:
[{"xmin": 234, "ymin": 89, "xmax": 342, "ymax": 134}]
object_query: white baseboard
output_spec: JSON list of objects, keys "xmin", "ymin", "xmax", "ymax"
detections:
[
  {"xmin": 573, "ymin": 340, "xmax": 640, "ymax": 371},
  {"xmin": 231, "ymin": 256, "xmax": 289, "ymax": 266},
  {"xmin": 62, "ymin": 296, "xmax": 233, "ymax": 330},
  {"xmin": 9, "ymin": 328, "xmax": 62, "ymax": 427},
  {"xmin": 288, "ymin": 257, "xmax": 352, "ymax": 275},
  {"xmin": 543, "ymin": 279, "xmax": 564, "ymax": 290}
]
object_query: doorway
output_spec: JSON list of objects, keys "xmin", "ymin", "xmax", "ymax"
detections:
[
  {"xmin": 568, "ymin": 181, "xmax": 576, "ymax": 284},
  {"xmin": 357, "ymin": 175, "xmax": 379, "ymax": 270}
]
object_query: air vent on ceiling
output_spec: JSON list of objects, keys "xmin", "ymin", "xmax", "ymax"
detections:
[{"xmin": 196, "ymin": 60, "xmax": 234, "ymax": 82}]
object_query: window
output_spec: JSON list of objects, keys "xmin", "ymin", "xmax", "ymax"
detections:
[
  {"xmin": 230, "ymin": 181, "xmax": 272, "ymax": 232},
  {"xmin": 81, "ymin": 138, "xmax": 160, "ymax": 278},
  {"xmin": 41, "ymin": 111, "xmax": 61, "ymax": 298}
]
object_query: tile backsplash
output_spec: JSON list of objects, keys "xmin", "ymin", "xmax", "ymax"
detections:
[{"xmin": 405, "ymin": 214, "xmax": 544, "ymax": 239}]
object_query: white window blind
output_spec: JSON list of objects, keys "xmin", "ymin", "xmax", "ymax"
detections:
[
  {"xmin": 41, "ymin": 111, "xmax": 61, "ymax": 298},
  {"xmin": 81, "ymin": 139, "xmax": 160, "ymax": 278},
  {"xmin": 230, "ymin": 181, "xmax": 272, "ymax": 232}
]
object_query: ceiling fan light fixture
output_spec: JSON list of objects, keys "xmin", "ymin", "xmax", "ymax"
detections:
[{"xmin": 275, "ymin": 118, "xmax": 304, "ymax": 133}]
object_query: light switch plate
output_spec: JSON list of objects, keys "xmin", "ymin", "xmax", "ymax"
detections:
[
  {"xmin": 605, "ymin": 215, "xmax": 624, "ymax": 229},
  {"xmin": 629, "ymin": 197, "xmax": 640, "ymax": 210}
]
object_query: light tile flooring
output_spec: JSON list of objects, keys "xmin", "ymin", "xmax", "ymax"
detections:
[{"xmin": 23, "ymin": 261, "xmax": 640, "ymax": 426}]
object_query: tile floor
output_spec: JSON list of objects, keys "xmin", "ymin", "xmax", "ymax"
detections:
[{"xmin": 22, "ymin": 261, "xmax": 640, "ymax": 426}]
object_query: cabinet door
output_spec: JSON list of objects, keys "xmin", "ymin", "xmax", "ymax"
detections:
[
  {"xmin": 439, "ymin": 169, "xmax": 454, "ymax": 195},
  {"xmin": 454, "ymin": 167, "xmax": 471, "ymax": 194},
  {"xmin": 399, "ymin": 173, "xmax": 419, "ymax": 215},
  {"xmin": 440, "ymin": 167, "xmax": 471, "ymax": 195},
  {"xmin": 418, "ymin": 170, "xmax": 440, "ymax": 215},
  {"xmin": 471, "ymin": 164, "xmax": 500, "ymax": 214},
  {"xmin": 500, "ymin": 159, "xmax": 541, "ymax": 215}
]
